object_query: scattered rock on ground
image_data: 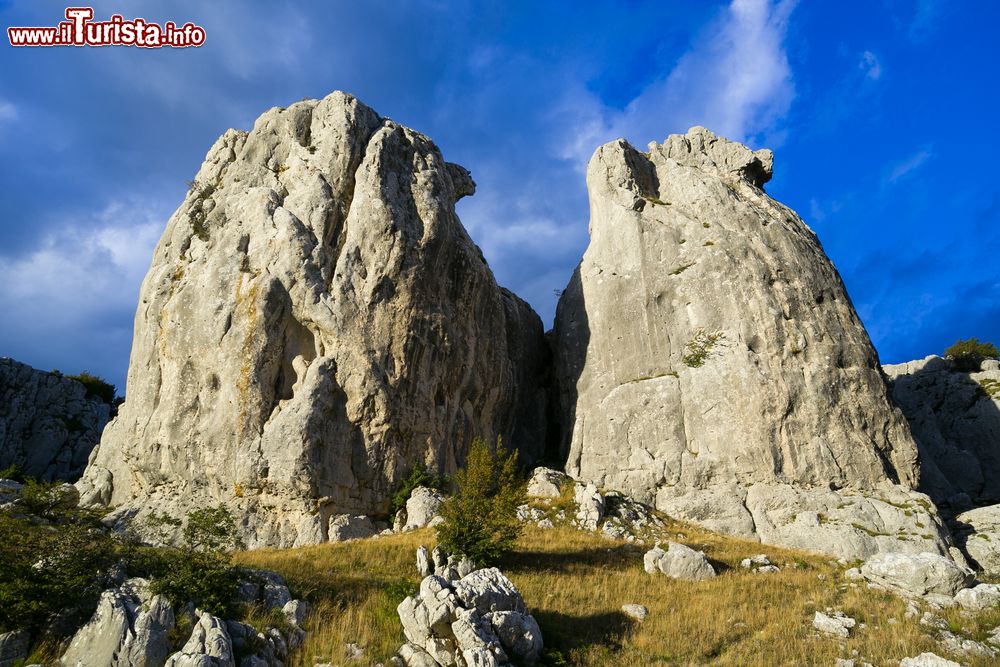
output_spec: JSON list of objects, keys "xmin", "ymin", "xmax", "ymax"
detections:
[
  {"xmin": 899, "ymin": 654, "xmax": 961, "ymax": 667},
  {"xmin": 573, "ymin": 482, "xmax": 604, "ymax": 531},
  {"xmin": 644, "ymin": 542, "xmax": 716, "ymax": 581},
  {"xmin": 415, "ymin": 546, "xmax": 475, "ymax": 582},
  {"xmin": 621, "ymin": 604, "xmax": 648, "ymax": 621},
  {"xmin": 954, "ymin": 582, "xmax": 1000, "ymax": 611},
  {"xmin": 526, "ymin": 468, "xmax": 567, "ymax": 499},
  {"xmin": 813, "ymin": 611, "xmax": 856, "ymax": 638}
]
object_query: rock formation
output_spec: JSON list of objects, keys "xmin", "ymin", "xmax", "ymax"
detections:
[
  {"xmin": 552, "ymin": 127, "xmax": 950, "ymax": 558},
  {"xmin": 883, "ymin": 356, "xmax": 1000, "ymax": 508},
  {"xmin": 77, "ymin": 92, "xmax": 547, "ymax": 547},
  {"xmin": 0, "ymin": 357, "xmax": 111, "ymax": 481}
]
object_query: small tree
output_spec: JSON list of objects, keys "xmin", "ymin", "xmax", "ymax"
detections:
[
  {"xmin": 945, "ymin": 338, "xmax": 999, "ymax": 372},
  {"xmin": 435, "ymin": 437, "xmax": 525, "ymax": 565}
]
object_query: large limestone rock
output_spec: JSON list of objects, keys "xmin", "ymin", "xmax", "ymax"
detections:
[
  {"xmin": 954, "ymin": 504, "xmax": 1000, "ymax": 575},
  {"xmin": 551, "ymin": 126, "xmax": 946, "ymax": 559},
  {"xmin": 60, "ymin": 579, "xmax": 175, "ymax": 667},
  {"xmin": 77, "ymin": 92, "xmax": 547, "ymax": 547},
  {"xmin": 396, "ymin": 568, "xmax": 542, "ymax": 667},
  {"xmin": 883, "ymin": 355, "xmax": 1000, "ymax": 508},
  {"xmin": 0, "ymin": 358, "xmax": 111, "ymax": 481},
  {"xmin": 859, "ymin": 551, "xmax": 972, "ymax": 605}
]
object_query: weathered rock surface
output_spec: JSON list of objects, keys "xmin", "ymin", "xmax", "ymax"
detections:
[
  {"xmin": 61, "ymin": 579, "xmax": 174, "ymax": 667},
  {"xmin": 859, "ymin": 552, "xmax": 972, "ymax": 605},
  {"xmin": 401, "ymin": 486, "xmax": 445, "ymax": 531},
  {"xmin": 643, "ymin": 542, "xmax": 716, "ymax": 581},
  {"xmin": 396, "ymin": 568, "xmax": 542, "ymax": 666},
  {"xmin": 812, "ymin": 611, "xmax": 856, "ymax": 638},
  {"xmin": 884, "ymin": 355, "xmax": 1000, "ymax": 507},
  {"xmin": 0, "ymin": 630, "xmax": 29, "ymax": 667},
  {"xmin": 899, "ymin": 653, "xmax": 961, "ymax": 667},
  {"xmin": 76, "ymin": 92, "xmax": 547, "ymax": 547},
  {"xmin": 954, "ymin": 504, "xmax": 1000, "ymax": 575},
  {"xmin": 552, "ymin": 126, "xmax": 945, "ymax": 560},
  {"xmin": 328, "ymin": 513, "xmax": 383, "ymax": 541},
  {"xmin": 525, "ymin": 467, "xmax": 566, "ymax": 499},
  {"xmin": 416, "ymin": 545, "xmax": 476, "ymax": 581},
  {"xmin": 0, "ymin": 358, "xmax": 111, "ymax": 482},
  {"xmin": 954, "ymin": 583, "xmax": 1000, "ymax": 611}
]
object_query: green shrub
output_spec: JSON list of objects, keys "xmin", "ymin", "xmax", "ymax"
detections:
[
  {"xmin": 0, "ymin": 512, "xmax": 120, "ymax": 633},
  {"xmin": 945, "ymin": 338, "xmax": 999, "ymax": 372},
  {"xmin": 0, "ymin": 463, "xmax": 26, "ymax": 483},
  {"xmin": 17, "ymin": 479, "xmax": 80, "ymax": 519},
  {"xmin": 390, "ymin": 463, "xmax": 448, "ymax": 517},
  {"xmin": 67, "ymin": 371, "xmax": 116, "ymax": 405},
  {"xmin": 130, "ymin": 504, "xmax": 243, "ymax": 616},
  {"xmin": 435, "ymin": 437, "xmax": 525, "ymax": 565},
  {"xmin": 682, "ymin": 329, "xmax": 725, "ymax": 368}
]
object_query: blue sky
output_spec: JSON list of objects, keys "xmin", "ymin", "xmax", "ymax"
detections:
[{"xmin": 0, "ymin": 0, "xmax": 998, "ymax": 394}]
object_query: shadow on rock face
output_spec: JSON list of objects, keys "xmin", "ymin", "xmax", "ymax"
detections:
[{"xmin": 885, "ymin": 356, "xmax": 1000, "ymax": 515}]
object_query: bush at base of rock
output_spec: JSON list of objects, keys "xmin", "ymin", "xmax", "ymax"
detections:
[
  {"xmin": 396, "ymin": 567, "xmax": 542, "ymax": 667},
  {"xmin": 435, "ymin": 438, "xmax": 525, "ymax": 565}
]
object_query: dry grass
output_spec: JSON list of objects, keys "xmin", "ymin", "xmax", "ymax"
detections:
[{"xmin": 236, "ymin": 520, "xmax": 1000, "ymax": 666}]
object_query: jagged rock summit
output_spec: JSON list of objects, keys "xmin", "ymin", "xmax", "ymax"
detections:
[
  {"xmin": 552, "ymin": 127, "xmax": 952, "ymax": 559},
  {"xmin": 77, "ymin": 91, "xmax": 547, "ymax": 547}
]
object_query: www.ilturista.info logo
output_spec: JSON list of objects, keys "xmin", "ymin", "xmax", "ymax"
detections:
[{"xmin": 7, "ymin": 7, "xmax": 206, "ymax": 48}]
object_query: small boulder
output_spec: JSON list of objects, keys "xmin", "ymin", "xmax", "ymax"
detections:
[
  {"xmin": 574, "ymin": 482, "xmax": 604, "ymax": 531},
  {"xmin": 403, "ymin": 487, "xmax": 446, "ymax": 531},
  {"xmin": 954, "ymin": 583, "xmax": 1000, "ymax": 611},
  {"xmin": 165, "ymin": 612, "xmax": 234, "ymax": 667},
  {"xmin": 644, "ymin": 542, "xmax": 716, "ymax": 581},
  {"xmin": 859, "ymin": 552, "xmax": 972, "ymax": 604},
  {"xmin": 283, "ymin": 599, "xmax": 311, "ymax": 628},
  {"xmin": 526, "ymin": 468, "xmax": 567, "ymax": 499},
  {"xmin": 329, "ymin": 514, "xmax": 380, "ymax": 541},
  {"xmin": 812, "ymin": 611, "xmax": 856, "ymax": 638},
  {"xmin": 899, "ymin": 652, "xmax": 961, "ymax": 667},
  {"xmin": 621, "ymin": 604, "xmax": 648, "ymax": 621}
]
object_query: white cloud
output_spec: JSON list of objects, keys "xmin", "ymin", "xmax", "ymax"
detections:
[
  {"xmin": 612, "ymin": 0, "xmax": 797, "ymax": 148},
  {"xmin": 886, "ymin": 148, "xmax": 933, "ymax": 184},
  {"xmin": 859, "ymin": 50, "xmax": 882, "ymax": 80},
  {"xmin": 0, "ymin": 100, "xmax": 17, "ymax": 123},
  {"xmin": 0, "ymin": 199, "xmax": 164, "ymax": 327}
]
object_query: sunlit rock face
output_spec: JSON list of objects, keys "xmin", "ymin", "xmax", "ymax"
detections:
[
  {"xmin": 77, "ymin": 92, "xmax": 547, "ymax": 548},
  {"xmin": 553, "ymin": 127, "xmax": 950, "ymax": 560}
]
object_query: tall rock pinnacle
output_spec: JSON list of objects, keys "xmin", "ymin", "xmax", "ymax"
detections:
[
  {"xmin": 552, "ymin": 127, "xmax": 952, "ymax": 559},
  {"xmin": 77, "ymin": 92, "xmax": 547, "ymax": 547}
]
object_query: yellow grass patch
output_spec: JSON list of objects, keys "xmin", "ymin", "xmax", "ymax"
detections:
[{"xmin": 236, "ymin": 521, "xmax": 1000, "ymax": 666}]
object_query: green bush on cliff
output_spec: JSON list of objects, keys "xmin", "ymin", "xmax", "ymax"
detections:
[
  {"xmin": 435, "ymin": 437, "xmax": 525, "ymax": 564},
  {"xmin": 945, "ymin": 337, "xmax": 999, "ymax": 372}
]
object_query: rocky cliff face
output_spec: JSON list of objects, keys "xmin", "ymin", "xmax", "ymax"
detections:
[
  {"xmin": 884, "ymin": 356, "xmax": 1000, "ymax": 510},
  {"xmin": 77, "ymin": 92, "xmax": 547, "ymax": 547},
  {"xmin": 0, "ymin": 357, "xmax": 111, "ymax": 481},
  {"xmin": 552, "ymin": 127, "xmax": 950, "ymax": 558}
]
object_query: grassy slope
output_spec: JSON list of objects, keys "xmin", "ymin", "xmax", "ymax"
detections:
[{"xmin": 237, "ymin": 521, "xmax": 1000, "ymax": 667}]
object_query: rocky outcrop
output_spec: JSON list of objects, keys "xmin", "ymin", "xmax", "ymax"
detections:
[
  {"xmin": 552, "ymin": 126, "xmax": 946, "ymax": 559},
  {"xmin": 883, "ymin": 355, "xmax": 1000, "ymax": 509},
  {"xmin": 953, "ymin": 504, "xmax": 1000, "ymax": 575},
  {"xmin": 396, "ymin": 568, "xmax": 542, "ymax": 667},
  {"xmin": 77, "ymin": 92, "xmax": 547, "ymax": 547},
  {"xmin": 60, "ymin": 579, "xmax": 174, "ymax": 667},
  {"xmin": 0, "ymin": 358, "xmax": 111, "ymax": 481}
]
